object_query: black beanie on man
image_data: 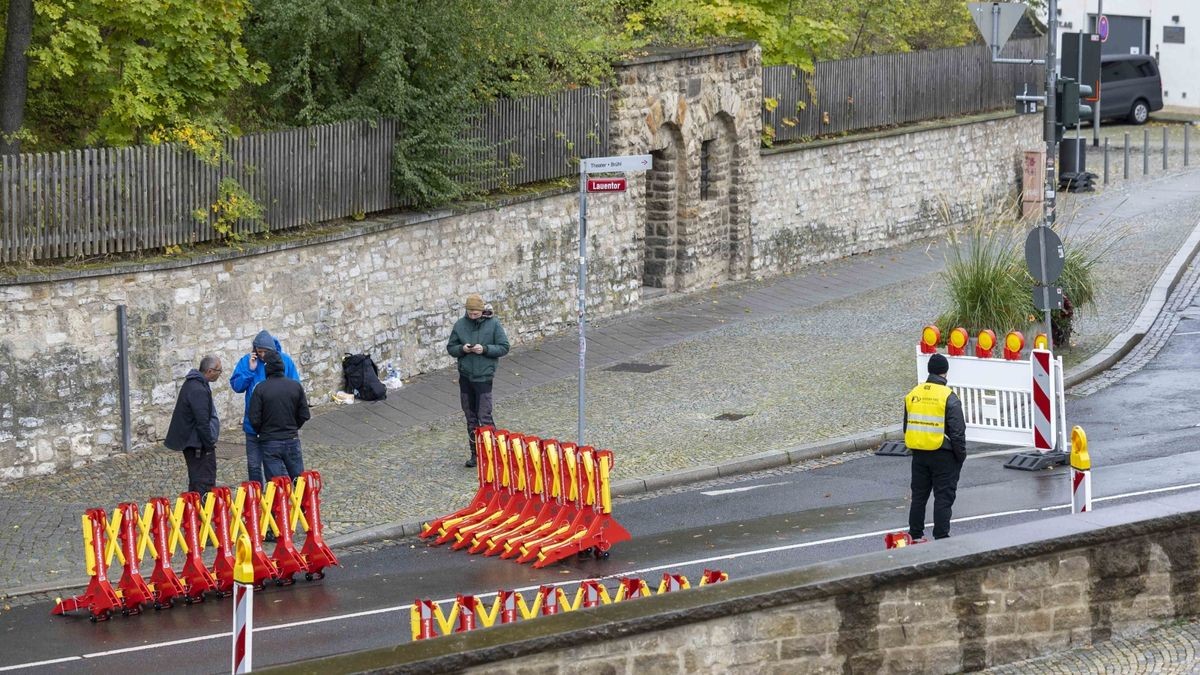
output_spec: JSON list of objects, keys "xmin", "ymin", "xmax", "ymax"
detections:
[{"xmin": 928, "ymin": 353, "xmax": 949, "ymax": 375}]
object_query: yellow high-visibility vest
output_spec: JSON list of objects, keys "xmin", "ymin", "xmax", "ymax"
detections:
[{"xmin": 904, "ymin": 382, "xmax": 953, "ymax": 451}]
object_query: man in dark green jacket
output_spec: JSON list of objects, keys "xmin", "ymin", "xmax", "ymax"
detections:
[{"xmin": 446, "ymin": 294, "xmax": 510, "ymax": 467}]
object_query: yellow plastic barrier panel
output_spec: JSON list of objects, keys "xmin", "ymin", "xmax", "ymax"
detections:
[
  {"xmin": 613, "ymin": 577, "xmax": 652, "ymax": 602},
  {"xmin": 136, "ymin": 502, "xmax": 157, "ymax": 562},
  {"xmin": 496, "ymin": 431, "xmax": 512, "ymax": 489},
  {"xmin": 526, "ymin": 438, "xmax": 544, "ymax": 497},
  {"xmin": 228, "ymin": 485, "xmax": 248, "ymax": 545},
  {"xmin": 199, "ymin": 490, "xmax": 223, "ymax": 550},
  {"xmin": 597, "ymin": 451, "xmax": 614, "ymax": 515},
  {"xmin": 510, "ymin": 435, "xmax": 527, "ymax": 493},
  {"xmin": 544, "ymin": 440, "xmax": 562, "ymax": 500},
  {"xmin": 82, "ymin": 513, "xmax": 97, "ymax": 577},
  {"xmin": 579, "ymin": 448, "xmax": 597, "ymax": 508},
  {"xmin": 289, "ymin": 475, "xmax": 310, "ymax": 533},
  {"xmin": 562, "ymin": 445, "xmax": 579, "ymax": 503},
  {"xmin": 259, "ymin": 480, "xmax": 280, "ymax": 538},
  {"xmin": 102, "ymin": 508, "xmax": 126, "ymax": 567},
  {"xmin": 481, "ymin": 428, "xmax": 497, "ymax": 486},
  {"xmin": 168, "ymin": 497, "xmax": 188, "ymax": 556}
]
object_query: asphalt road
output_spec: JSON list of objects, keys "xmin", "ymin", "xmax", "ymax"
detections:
[{"xmin": 5, "ymin": 272, "xmax": 1200, "ymax": 673}]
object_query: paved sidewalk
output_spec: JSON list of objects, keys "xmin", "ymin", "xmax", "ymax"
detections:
[
  {"xmin": 2, "ymin": 167, "xmax": 1199, "ymax": 602},
  {"xmin": 983, "ymin": 617, "xmax": 1200, "ymax": 674}
]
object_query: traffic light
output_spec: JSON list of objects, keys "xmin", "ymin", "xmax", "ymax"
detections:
[{"xmin": 1055, "ymin": 78, "xmax": 1094, "ymax": 139}]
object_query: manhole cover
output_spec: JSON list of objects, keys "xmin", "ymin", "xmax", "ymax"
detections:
[
  {"xmin": 714, "ymin": 412, "xmax": 750, "ymax": 421},
  {"xmin": 606, "ymin": 363, "xmax": 669, "ymax": 373}
]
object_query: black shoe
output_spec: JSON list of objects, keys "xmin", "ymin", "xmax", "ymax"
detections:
[{"xmin": 465, "ymin": 456, "xmax": 477, "ymax": 468}]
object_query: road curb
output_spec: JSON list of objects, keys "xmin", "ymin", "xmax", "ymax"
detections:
[{"xmin": 10, "ymin": 208, "xmax": 1199, "ymax": 603}]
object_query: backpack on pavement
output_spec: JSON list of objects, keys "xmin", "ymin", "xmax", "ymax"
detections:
[{"xmin": 342, "ymin": 353, "xmax": 387, "ymax": 401}]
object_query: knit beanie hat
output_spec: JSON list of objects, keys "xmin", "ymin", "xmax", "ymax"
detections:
[
  {"xmin": 928, "ymin": 353, "xmax": 949, "ymax": 375},
  {"xmin": 252, "ymin": 330, "xmax": 276, "ymax": 352},
  {"xmin": 465, "ymin": 294, "xmax": 485, "ymax": 312}
]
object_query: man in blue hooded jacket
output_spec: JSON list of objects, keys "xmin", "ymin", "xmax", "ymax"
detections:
[{"xmin": 230, "ymin": 330, "xmax": 301, "ymax": 486}]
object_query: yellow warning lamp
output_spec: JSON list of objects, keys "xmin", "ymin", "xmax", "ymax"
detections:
[
  {"xmin": 1033, "ymin": 333, "xmax": 1049, "ymax": 350},
  {"xmin": 1003, "ymin": 330, "xmax": 1024, "ymax": 360},
  {"xmin": 919, "ymin": 325, "xmax": 940, "ymax": 354},
  {"xmin": 974, "ymin": 329, "xmax": 996, "ymax": 358},
  {"xmin": 947, "ymin": 327, "xmax": 969, "ymax": 356},
  {"xmin": 1070, "ymin": 426, "xmax": 1090, "ymax": 471}
]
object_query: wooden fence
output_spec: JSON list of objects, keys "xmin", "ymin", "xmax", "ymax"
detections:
[
  {"xmin": 762, "ymin": 38, "xmax": 1045, "ymax": 143},
  {"xmin": 0, "ymin": 88, "xmax": 609, "ymax": 264}
]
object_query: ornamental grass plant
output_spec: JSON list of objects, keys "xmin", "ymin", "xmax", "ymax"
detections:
[{"xmin": 936, "ymin": 200, "xmax": 1121, "ymax": 348}]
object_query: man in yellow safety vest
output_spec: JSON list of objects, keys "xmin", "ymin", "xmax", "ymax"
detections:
[{"xmin": 903, "ymin": 353, "xmax": 967, "ymax": 541}]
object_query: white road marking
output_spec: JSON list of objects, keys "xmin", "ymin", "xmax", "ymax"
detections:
[
  {"xmin": 701, "ymin": 482, "xmax": 790, "ymax": 496},
  {"xmin": 6, "ymin": 480, "xmax": 1200, "ymax": 670},
  {"xmin": 1171, "ymin": 331, "xmax": 1200, "ymax": 336}
]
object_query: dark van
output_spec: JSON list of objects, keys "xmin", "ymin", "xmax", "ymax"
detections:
[{"xmin": 1098, "ymin": 54, "xmax": 1163, "ymax": 124}]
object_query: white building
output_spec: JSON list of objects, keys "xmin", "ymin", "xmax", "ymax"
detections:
[{"xmin": 1046, "ymin": 0, "xmax": 1198, "ymax": 110}]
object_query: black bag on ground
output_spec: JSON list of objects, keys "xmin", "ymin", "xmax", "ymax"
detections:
[{"xmin": 342, "ymin": 353, "xmax": 387, "ymax": 401}]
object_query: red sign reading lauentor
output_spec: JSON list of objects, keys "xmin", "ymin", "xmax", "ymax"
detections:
[{"xmin": 586, "ymin": 178, "xmax": 627, "ymax": 193}]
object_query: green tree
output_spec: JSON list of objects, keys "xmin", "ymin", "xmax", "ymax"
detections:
[
  {"xmin": 244, "ymin": 0, "xmax": 628, "ymax": 206},
  {"xmin": 16, "ymin": 0, "xmax": 267, "ymax": 148},
  {"xmin": 617, "ymin": 0, "xmax": 977, "ymax": 70},
  {"xmin": 0, "ymin": 0, "xmax": 33, "ymax": 154}
]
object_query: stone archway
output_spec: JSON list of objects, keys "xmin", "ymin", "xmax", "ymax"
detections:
[{"xmin": 642, "ymin": 124, "xmax": 686, "ymax": 292}]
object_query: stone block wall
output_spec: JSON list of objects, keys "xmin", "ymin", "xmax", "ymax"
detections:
[
  {"xmin": 610, "ymin": 44, "xmax": 762, "ymax": 293},
  {"xmin": 751, "ymin": 114, "xmax": 1041, "ymax": 276},
  {"xmin": 403, "ymin": 511, "xmax": 1194, "ymax": 674},
  {"xmin": 0, "ymin": 192, "xmax": 640, "ymax": 479},
  {"xmin": 0, "ymin": 41, "xmax": 1042, "ymax": 480}
]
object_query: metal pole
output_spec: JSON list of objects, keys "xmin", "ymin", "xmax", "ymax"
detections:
[
  {"xmin": 117, "ymin": 304, "xmax": 131, "ymax": 453},
  {"xmin": 577, "ymin": 164, "xmax": 588, "ymax": 447},
  {"xmin": 1074, "ymin": 32, "xmax": 1084, "ymax": 180},
  {"xmin": 1041, "ymin": 0, "xmax": 1059, "ymax": 350},
  {"xmin": 1103, "ymin": 137, "xmax": 1109, "ymax": 184},
  {"xmin": 1124, "ymin": 131, "xmax": 1130, "ymax": 179},
  {"xmin": 1186, "ymin": 123, "xmax": 1191, "ymax": 167},
  {"xmin": 1143, "ymin": 128, "xmax": 1149, "ymax": 175},
  {"xmin": 1092, "ymin": 0, "xmax": 1103, "ymax": 146},
  {"xmin": 1163, "ymin": 127, "xmax": 1169, "ymax": 171}
]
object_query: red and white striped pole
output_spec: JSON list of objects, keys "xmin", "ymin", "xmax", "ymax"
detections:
[
  {"xmin": 232, "ymin": 536, "xmax": 254, "ymax": 674},
  {"xmin": 1031, "ymin": 349, "xmax": 1056, "ymax": 452},
  {"xmin": 1070, "ymin": 426, "xmax": 1092, "ymax": 514}
]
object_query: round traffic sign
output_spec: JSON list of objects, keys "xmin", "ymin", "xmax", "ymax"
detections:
[
  {"xmin": 1025, "ymin": 227, "xmax": 1065, "ymax": 285},
  {"xmin": 1098, "ymin": 15, "xmax": 1109, "ymax": 42}
]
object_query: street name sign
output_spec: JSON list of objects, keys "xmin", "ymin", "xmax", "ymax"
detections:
[{"xmin": 586, "ymin": 178, "xmax": 627, "ymax": 193}]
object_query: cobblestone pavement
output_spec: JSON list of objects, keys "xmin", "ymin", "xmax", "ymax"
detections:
[
  {"xmin": 983, "ymin": 617, "xmax": 1200, "ymax": 674},
  {"xmin": 2, "ymin": 168, "xmax": 1198, "ymax": 623}
]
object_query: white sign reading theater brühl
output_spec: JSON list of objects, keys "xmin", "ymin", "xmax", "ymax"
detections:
[{"xmin": 581, "ymin": 154, "xmax": 652, "ymax": 173}]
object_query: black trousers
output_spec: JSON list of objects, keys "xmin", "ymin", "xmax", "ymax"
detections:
[
  {"xmin": 909, "ymin": 448, "xmax": 961, "ymax": 539},
  {"xmin": 183, "ymin": 447, "xmax": 217, "ymax": 495},
  {"xmin": 459, "ymin": 378, "xmax": 494, "ymax": 458}
]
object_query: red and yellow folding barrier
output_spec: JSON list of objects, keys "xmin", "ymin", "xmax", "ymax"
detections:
[
  {"xmin": 421, "ymin": 427, "xmax": 631, "ymax": 568},
  {"xmin": 410, "ymin": 570, "xmax": 729, "ymax": 640},
  {"xmin": 52, "ymin": 470, "xmax": 337, "ymax": 622}
]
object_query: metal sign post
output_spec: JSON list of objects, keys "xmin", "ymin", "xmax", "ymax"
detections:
[
  {"xmin": 1093, "ymin": 2, "xmax": 1105, "ymax": 146},
  {"xmin": 1041, "ymin": 0, "xmax": 1059, "ymax": 350},
  {"xmin": 577, "ymin": 154, "xmax": 651, "ymax": 446}
]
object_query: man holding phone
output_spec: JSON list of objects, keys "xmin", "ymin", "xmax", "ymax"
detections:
[
  {"xmin": 446, "ymin": 294, "xmax": 509, "ymax": 468},
  {"xmin": 230, "ymin": 330, "xmax": 301, "ymax": 486}
]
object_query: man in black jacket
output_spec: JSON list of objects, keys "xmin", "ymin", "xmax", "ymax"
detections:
[
  {"xmin": 903, "ymin": 353, "xmax": 968, "ymax": 541},
  {"xmin": 249, "ymin": 350, "xmax": 311, "ymax": 483},
  {"xmin": 165, "ymin": 355, "xmax": 223, "ymax": 494}
]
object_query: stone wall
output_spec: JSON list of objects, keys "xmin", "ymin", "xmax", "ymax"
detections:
[
  {"xmin": 294, "ymin": 494, "xmax": 1200, "ymax": 674},
  {"xmin": 610, "ymin": 45, "xmax": 762, "ymax": 292},
  {"xmin": 0, "ymin": 42, "xmax": 1041, "ymax": 479},
  {"xmin": 0, "ymin": 192, "xmax": 641, "ymax": 480},
  {"xmin": 751, "ymin": 113, "xmax": 1041, "ymax": 276}
]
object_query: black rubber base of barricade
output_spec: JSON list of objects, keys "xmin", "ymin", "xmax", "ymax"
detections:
[
  {"xmin": 874, "ymin": 441, "xmax": 911, "ymax": 457},
  {"xmin": 1003, "ymin": 450, "xmax": 1069, "ymax": 471}
]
